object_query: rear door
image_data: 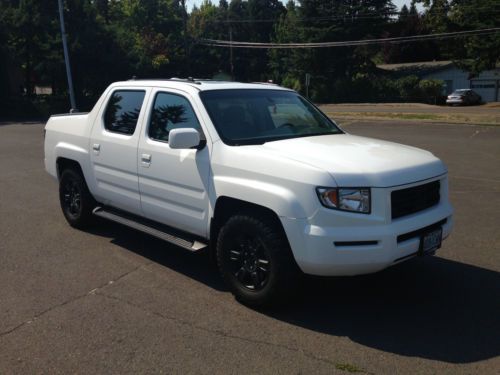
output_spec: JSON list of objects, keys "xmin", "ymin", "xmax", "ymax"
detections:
[
  {"xmin": 137, "ymin": 88, "xmax": 210, "ymax": 237},
  {"xmin": 90, "ymin": 88, "xmax": 149, "ymax": 215}
]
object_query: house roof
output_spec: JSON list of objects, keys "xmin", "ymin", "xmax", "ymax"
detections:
[{"xmin": 377, "ymin": 60, "xmax": 454, "ymax": 72}]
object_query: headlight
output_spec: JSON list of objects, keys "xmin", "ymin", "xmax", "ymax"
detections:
[{"xmin": 316, "ymin": 187, "xmax": 371, "ymax": 214}]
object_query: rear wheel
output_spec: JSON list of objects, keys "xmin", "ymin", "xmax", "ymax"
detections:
[
  {"xmin": 59, "ymin": 169, "xmax": 95, "ymax": 228},
  {"xmin": 216, "ymin": 213, "xmax": 299, "ymax": 306}
]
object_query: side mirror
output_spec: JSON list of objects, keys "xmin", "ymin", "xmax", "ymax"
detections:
[{"xmin": 168, "ymin": 128, "xmax": 203, "ymax": 149}]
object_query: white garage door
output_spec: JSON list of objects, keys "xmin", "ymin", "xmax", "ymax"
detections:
[{"xmin": 470, "ymin": 80, "xmax": 498, "ymax": 102}]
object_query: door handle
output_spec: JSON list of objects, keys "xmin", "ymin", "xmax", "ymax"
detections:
[
  {"xmin": 92, "ymin": 143, "xmax": 100, "ymax": 154},
  {"xmin": 141, "ymin": 153, "xmax": 152, "ymax": 168}
]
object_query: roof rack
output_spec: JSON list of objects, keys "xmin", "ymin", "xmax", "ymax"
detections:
[
  {"xmin": 170, "ymin": 77, "xmax": 202, "ymax": 85},
  {"xmin": 127, "ymin": 76, "xmax": 203, "ymax": 85},
  {"xmin": 250, "ymin": 81, "xmax": 278, "ymax": 86}
]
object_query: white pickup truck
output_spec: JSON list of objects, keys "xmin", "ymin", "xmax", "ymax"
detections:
[{"xmin": 44, "ymin": 79, "xmax": 453, "ymax": 305}]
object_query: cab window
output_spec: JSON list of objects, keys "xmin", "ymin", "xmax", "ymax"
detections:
[
  {"xmin": 149, "ymin": 92, "xmax": 201, "ymax": 142},
  {"xmin": 103, "ymin": 90, "xmax": 145, "ymax": 135}
]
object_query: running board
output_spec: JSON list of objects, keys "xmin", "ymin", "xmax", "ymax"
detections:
[{"xmin": 92, "ymin": 207, "xmax": 207, "ymax": 252}]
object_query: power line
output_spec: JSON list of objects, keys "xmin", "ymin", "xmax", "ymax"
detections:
[
  {"xmin": 198, "ymin": 5, "xmax": 500, "ymax": 24},
  {"xmin": 198, "ymin": 27, "xmax": 500, "ymax": 49}
]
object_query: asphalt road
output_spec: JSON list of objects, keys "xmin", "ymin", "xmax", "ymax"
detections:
[{"xmin": 0, "ymin": 121, "xmax": 499, "ymax": 374}]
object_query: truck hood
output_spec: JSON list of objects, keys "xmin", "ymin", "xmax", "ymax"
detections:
[{"xmin": 261, "ymin": 134, "xmax": 446, "ymax": 187}]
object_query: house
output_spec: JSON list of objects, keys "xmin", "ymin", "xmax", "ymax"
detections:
[{"xmin": 377, "ymin": 61, "xmax": 500, "ymax": 102}]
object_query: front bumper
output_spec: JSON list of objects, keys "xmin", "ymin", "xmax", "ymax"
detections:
[{"xmin": 280, "ymin": 176, "xmax": 453, "ymax": 276}]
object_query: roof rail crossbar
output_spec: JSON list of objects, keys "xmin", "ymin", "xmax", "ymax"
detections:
[{"xmin": 127, "ymin": 77, "xmax": 203, "ymax": 85}]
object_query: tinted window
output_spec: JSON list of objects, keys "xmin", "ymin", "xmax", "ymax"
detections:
[
  {"xmin": 200, "ymin": 89, "xmax": 342, "ymax": 145},
  {"xmin": 104, "ymin": 90, "xmax": 145, "ymax": 135},
  {"xmin": 149, "ymin": 92, "xmax": 201, "ymax": 142}
]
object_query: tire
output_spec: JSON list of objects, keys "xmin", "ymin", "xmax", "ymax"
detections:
[
  {"xmin": 59, "ymin": 168, "xmax": 95, "ymax": 228},
  {"xmin": 216, "ymin": 213, "xmax": 299, "ymax": 307}
]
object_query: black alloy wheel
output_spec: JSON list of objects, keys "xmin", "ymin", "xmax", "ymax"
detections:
[
  {"xmin": 216, "ymin": 213, "xmax": 299, "ymax": 306},
  {"xmin": 59, "ymin": 169, "xmax": 95, "ymax": 228},
  {"xmin": 226, "ymin": 234, "xmax": 271, "ymax": 291},
  {"xmin": 62, "ymin": 178, "xmax": 82, "ymax": 218}
]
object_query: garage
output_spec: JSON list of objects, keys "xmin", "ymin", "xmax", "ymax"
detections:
[
  {"xmin": 470, "ymin": 80, "xmax": 499, "ymax": 102},
  {"xmin": 377, "ymin": 61, "xmax": 500, "ymax": 102}
]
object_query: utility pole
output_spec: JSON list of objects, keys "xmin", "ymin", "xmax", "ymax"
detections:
[
  {"xmin": 181, "ymin": 0, "xmax": 189, "ymax": 73},
  {"xmin": 229, "ymin": 25, "xmax": 234, "ymax": 79},
  {"xmin": 57, "ymin": 0, "xmax": 77, "ymax": 112},
  {"xmin": 305, "ymin": 73, "xmax": 311, "ymax": 98}
]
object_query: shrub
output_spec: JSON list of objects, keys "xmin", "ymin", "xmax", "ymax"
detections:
[{"xmin": 418, "ymin": 79, "xmax": 445, "ymax": 104}]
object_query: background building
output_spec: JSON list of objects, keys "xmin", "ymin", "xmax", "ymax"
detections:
[{"xmin": 378, "ymin": 61, "xmax": 500, "ymax": 102}]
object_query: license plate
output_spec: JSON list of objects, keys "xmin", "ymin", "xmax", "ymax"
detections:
[{"xmin": 420, "ymin": 228, "xmax": 442, "ymax": 255}]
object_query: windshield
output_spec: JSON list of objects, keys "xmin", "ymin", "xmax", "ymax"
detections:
[{"xmin": 199, "ymin": 89, "xmax": 342, "ymax": 145}]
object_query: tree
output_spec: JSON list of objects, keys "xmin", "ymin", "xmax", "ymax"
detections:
[
  {"xmin": 383, "ymin": 1, "xmax": 440, "ymax": 63},
  {"xmin": 270, "ymin": 0, "xmax": 398, "ymax": 100},
  {"xmin": 449, "ymin": 0, "xmax": 500, "ymax": 73},
  {"xmin": 416, "ymin": 0, "xmax": 500, "ymax": 73},
  {"xmin": 0, "ymin": 2, "xmax": 11, "ymax": 101},
  {"xmin": 0, "ymin": 0, "xmax": 60, "ymax": 95},
  {"xmin": 188, "ymin": 1, "xmax": 232, "ymax": 78}
]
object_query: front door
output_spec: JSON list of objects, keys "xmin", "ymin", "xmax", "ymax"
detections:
[
  {"xmin": 138, "ymin": 89, "xmax": 210, "ymax": 237},
  {"xmin": 90, "ymin": 88, "xmax": 148, "ymax": 215}
]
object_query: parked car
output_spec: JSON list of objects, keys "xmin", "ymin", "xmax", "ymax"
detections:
[
  {"xmin": 44, "ymin": 79, "xmax": 453, "ymax": 306},
  {"xmin": 446, "ymin": 89, "xmax": 482, "ymax": 106}
]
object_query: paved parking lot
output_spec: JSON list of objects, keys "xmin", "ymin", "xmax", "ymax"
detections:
[{"xmin": 0, "ymin": 120, "xmax": 499, "ymax": 374}]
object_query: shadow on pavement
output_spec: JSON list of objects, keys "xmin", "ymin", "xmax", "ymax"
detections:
[
  {"xmin": 86, "ymin": 221, "xmax": 499, "ymax": 364},
  {"xmin": 267, "ymin": 256, "xmax": 500, "ymax": 364},
  {"xmin": 0, "ymin": 120, "xmax": 44, "ymax": 126},
  {"xmin": 86, "ymin": 219, "xmax": 227, "ymax": 292}
]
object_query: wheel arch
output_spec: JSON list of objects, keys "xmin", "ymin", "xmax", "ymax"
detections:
[
  {"xmin": 209, "ymin": 196, "xmax": 289, "ymax": 262},
  {"xmin": 56, "ymin": 157, "xmax": 84, "ymax": 180}
]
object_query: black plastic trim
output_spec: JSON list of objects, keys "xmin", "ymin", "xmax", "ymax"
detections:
[
  {"xmin": 393, "ymin": 251, "xmax": 419, "ymax": 263},
  {"xmin": 334, "ymin": 241, "xmax": 378, "ymax": 247},
  {"xmin": 391, "ymin": 180, "xmax": 441, "ymax": 219},
  {"xmin": 397, "ymin": 218, "xmax": 447, "ymax": 243}
]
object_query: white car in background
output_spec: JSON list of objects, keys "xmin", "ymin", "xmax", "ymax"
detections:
[{"xmin": 446, "ymin": 89, "xmax": 482, "ymax": 105}]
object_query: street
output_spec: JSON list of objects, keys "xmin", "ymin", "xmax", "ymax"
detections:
[{"xmin": 0, "ymin": 120, "xmax": 499, "ymax": 374}]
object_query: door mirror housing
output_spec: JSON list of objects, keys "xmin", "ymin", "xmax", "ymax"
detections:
[{"xmin": 169, "ymin": 128, "xmax": 203, "ymax": 149}]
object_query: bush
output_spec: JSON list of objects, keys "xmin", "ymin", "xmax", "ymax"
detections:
[
  {"xmin": 328, "ymin": 75, "xmax": 444, "ymax": 104},
  {"xmin": 394, "ymin": 75, "xmax": 421, "ymax": 101},
  {"xmin": 418, "ymin": 79, "xmax": 444, "ymax": 104},
  {"xmin": 281, "ymin": 75, "xmax": 302, "ymax": 93},
  {"xmin": 309, "ymin": 80, "xmax": 329, "ymax": 103},
  {"xmin": 0, "ymin": 93, "xmax": 98, "ymax": 120}
]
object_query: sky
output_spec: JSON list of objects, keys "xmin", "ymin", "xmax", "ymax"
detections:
[{"xmin": 187, "ymin": 0, "xmax": 420, "ymax": 11}]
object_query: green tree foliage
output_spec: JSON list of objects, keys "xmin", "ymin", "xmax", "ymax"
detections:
[
  {"xmin": 270, "ymin": 0, "xmax": 398, "ymax": 101},
  {"xmin": 382, "ymin": 2, "xmax": 441, "ymax": 63},
  {"xmin": 1, "ymin": 0, "xmax": 60, "ymax": 95},
  {"xmin": 188, "ymin": 1, "xmax": 232, "ymax": 78},
  {"xmin": 448, "ymin": 0, "xmax": 500, "ymax": 73},
  {"xmin": 270, "ymin": 1, "xmax": 303, "ymax": 86},
  {"xmin": 0, "ymin": 4, "xmax": 10, "ymax": 101},
  {"xmin": 413, "ymin": 0, "xmax": 500, "ymax": 73},
  {"xmin": 0, "ymin": 0, "xmax": 498, "ymax": 114}
]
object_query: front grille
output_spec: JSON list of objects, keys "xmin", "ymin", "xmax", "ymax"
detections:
[{"xmin": 391, "ymin": 180, "xmax": 440, "ymax": 219}]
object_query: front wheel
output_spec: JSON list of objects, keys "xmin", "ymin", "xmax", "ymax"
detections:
[
  {"xmin": 59, "ymin": 169, "xmax": 95, "ymax": 228},
  {"xmin": 216, "ymin": 213, "xmax": 299, "ymax": 306}
]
